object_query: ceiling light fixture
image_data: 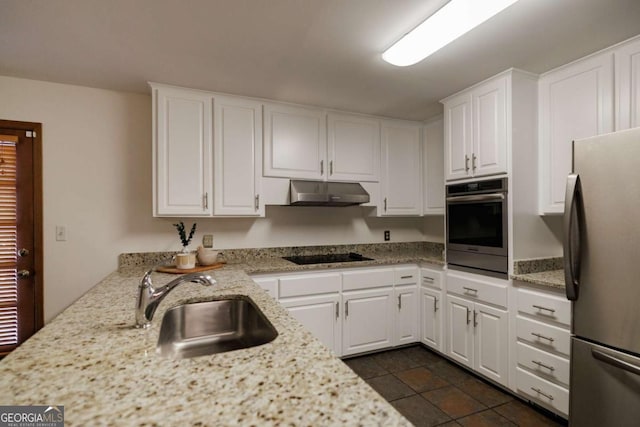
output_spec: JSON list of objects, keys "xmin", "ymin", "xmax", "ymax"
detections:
[{"xmin": 382, "ymin": 0, "xmax": 521, "ymax": 67}]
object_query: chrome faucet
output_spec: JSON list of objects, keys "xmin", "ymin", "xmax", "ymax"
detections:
[{"xmin": 135, "ymin": 268, "xmax": 217, "ymax": 328}]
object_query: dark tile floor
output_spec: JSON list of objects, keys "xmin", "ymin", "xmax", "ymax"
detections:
[{"xmin": 344, "ymin": 345, "xmax": 568, "ymax": 427}]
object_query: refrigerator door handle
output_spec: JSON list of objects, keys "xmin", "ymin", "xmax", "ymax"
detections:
[
  {"xmin": 564, "ymin": 173, "xmax": 582, "ymax": 300},
  {"xmin": 592, "ymin": 349, "xmax": 640, "ymax": 376}
]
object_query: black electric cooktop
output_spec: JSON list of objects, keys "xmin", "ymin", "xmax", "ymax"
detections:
[{"xmin": 283, "ymin": 252, "xmax": 374, "ymax": 265}]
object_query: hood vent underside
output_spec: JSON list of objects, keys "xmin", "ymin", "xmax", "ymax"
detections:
[{"xmin": 289, "ymin": 180, "xmax": 370, "ymax": 207}]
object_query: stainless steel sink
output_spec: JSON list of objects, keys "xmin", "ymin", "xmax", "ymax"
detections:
[{"xmin": 157, "ymin": 295, "xmax": 278, "ymax": 359}]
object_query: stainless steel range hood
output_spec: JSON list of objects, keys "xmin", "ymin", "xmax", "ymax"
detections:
[{"xmin": 289, "ymin": 180, "xmax": 370, "ymax": 206}]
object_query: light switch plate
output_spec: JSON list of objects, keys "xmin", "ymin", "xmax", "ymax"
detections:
[{"xmin": 202, "ymin": 234, "xmax": 213, "ymax": 248}]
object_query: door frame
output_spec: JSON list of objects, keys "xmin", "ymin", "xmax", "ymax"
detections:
[{"xmin": 0, "ymin": 119, "xmax": 44, "ymax": 331}]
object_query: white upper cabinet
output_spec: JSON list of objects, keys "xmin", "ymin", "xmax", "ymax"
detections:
[
  {"xmin": 423, "ymin": 117, "xmax": 445, "ymax": 215},
  {"xmin": 327, "ymin": 113, "xmax": 380, "ymax": 182},
  {"xmin": 380, "ymin": 120, "xmax": 422, "ymax": 216},
  {"xmin": 263, "ymin": 103, "xmax": 327, "ymax": 180},
  {"xmin": 615, "ymin": 36, "xmax": 640, "ymax": 130},
  {"xmin": 538, "ymin": 52, "xmax": 614, "ymax": 214},
  {"xmin": 443, "ymin": 75, "xmax": 507, "ymax": 181},
  {"xmin": 213, "ymin": 95, "xmax": 264, "ymax": 216},
  {"xmin": 152, "ymin": 84, "xmax": 212, "ymax": 216}
]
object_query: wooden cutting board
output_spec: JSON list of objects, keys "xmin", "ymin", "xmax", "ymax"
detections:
[{"xmin": 156, "ymin": 262, "xmax": 226, "ymax": 274}]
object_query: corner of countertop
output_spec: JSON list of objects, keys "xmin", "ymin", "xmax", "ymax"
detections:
[{"xmin": 511, "ymin": 256, "xmax": 565, "ymax": 291}]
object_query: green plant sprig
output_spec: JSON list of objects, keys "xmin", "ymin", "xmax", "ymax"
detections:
[{"xmin": 173, "ymin": 221, "xmax": 197, "ymax": 248}]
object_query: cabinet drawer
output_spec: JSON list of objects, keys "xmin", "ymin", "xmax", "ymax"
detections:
[
  {"xmin": 446, "ymin": 271, "xmax": 507, "ymax": 307},
  {"xmin": 394, "ymin": 266, "xmax": 419, "ymax": 285},
  {"xmin": 421, "ymin": 267, "xmax": 443, "ymax": 289},
  {"xmin": 517, "ymin": 288, "xmax": 571, "ymax": 326},
  {"xmin": 516, "ymin": 341, "xmax": 570, "ymax": 387},
  {"xmin": 342, "ymin": 268, "xmax": 394, "ymax": 291},
  {"xmin": 516, "ymin": 316, "xmax": 571, "ymax": 357},
  {"xmin": 279, "ymin": 272, "xmax": 341, "ymax": 298},
  {"xmin": 516, "ymin": 367, "xmax": 569, "ymax": 417}
]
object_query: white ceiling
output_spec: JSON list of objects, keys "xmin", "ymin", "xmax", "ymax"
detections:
[{"xmin": 2, "ymin": 0, "xmax": 640, "ymax": 121}]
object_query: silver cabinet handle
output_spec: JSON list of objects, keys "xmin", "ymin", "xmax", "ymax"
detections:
[
  {"xmin": 532, "ymin": 360, "xmax": 555, "ymax": 371},
  {"xmin": 592, "ymin": 349, "xmax": 640, "ymax": 376},
  {"xmin": 329, "ymin": 160, "xmax": 333, "ymax": 175},
  {"xmin": 398, "ymin": 295, "xmax": 402, "ymax": 310},
  {"xmin": 401, "ymin": 275, "xmax": 413, "ymax": 279},
  {"xmin": 531, "ymin": 387, "xmax": 554, "ymax": 401},
  {"xmin": 17, "ymin": 270, "xmax": 31, "ymax": 278},
  {"xmin": 434, "ymin": 297, "xmax": 438, "ymax": 312},
  {"xmin": 472, "ymin": 153, "xmax": 477, "ymax": 171},
  {"xmin": 564, "ymin": 173, "xmax": 582, "ymax": 300},
  {"xmin": 473, "ymin": 310, "xmax": 478, "ymax": 327},
  {"xmin": 423, "ymin": 276, "xmax": 434, "ymax": 282},
  {"xmin": 532, "ymin": 304, "xmax": 555, "ymax": 314},
  {"xmin": 466, "ymin": 307, "xmax": 471, "ymax": 325},
  {"xmin": 463, "ymin": 286, "xmax": 478, "ymax": 294},
  {"xmin": 384, "ymin": 197, "xmax": 387, "ymax": 212},
  {"xmin": 320, "ymin": 160, "xmax": 324, "ymax": 175},
  {"xmin": 335, "ymin": 301, "xmax": 339, "ymax": 319},
  {"xmin": 255, "ymin": 194, "xmax": 260, "ymax": 211},
  {"xmin": 203, "ymin": 192, "xmax": 209, "ymax": 209},
  {"xmin": 345, "ymin": 300, "xmax": 349, "ymax": 318},
  {"xmin": 446, "ymin": 193, "xmax": 505, "ymax": 203},
  {"xmin": 465, "ymin": 155, "xmax": 470, "ymax": 172},
  {"xmin": 531, "ymin": 332, "xmax": 555, "ymax": 342}
]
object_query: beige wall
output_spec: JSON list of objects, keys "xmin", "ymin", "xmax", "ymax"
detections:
[{"xmin": 0, "ymin": 75, "xmax": 442, "ymax": 322}]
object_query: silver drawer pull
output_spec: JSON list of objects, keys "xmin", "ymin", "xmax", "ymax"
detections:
[
  {"xmin": 423, "ymin": 276, "xmax": 434, "ymax": 282},
  {"xmin": 463, "ymin": 286, "xmax": 478, "ymax": 294},
  {"xmin": 532, "ymin": 304, "xmax": 556, "ymax": 314},
  {"xmin": 400, "ymin": 275, "xmax": 413, "ymax": 279},
  {"xmin": 531, "ymin": 332, "xmax": 555, "ymax": 342},
  {"xmin": 532, "ymin": 360, "xmax": 555, "ymax": 371},
  {"xmin": 434, "ymin": 297, "xmax": 438, "ymax": 312},
  {"xmin": 531, "ymin": 387, "xmax": 554, "ymax": 401}
]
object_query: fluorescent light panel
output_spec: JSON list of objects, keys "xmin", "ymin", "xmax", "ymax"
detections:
[{"xmin": 382, "ymin": 0, "xmax": 521, "ymax": 66}]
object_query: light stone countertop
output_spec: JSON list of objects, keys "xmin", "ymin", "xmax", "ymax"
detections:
[
  {"xmin": 0, "ymin": 264, "xmax": 413, "ymax": 426},
  {"xmin": 510, "ymin": 269, "xmax": 566, "ymax": 290}
]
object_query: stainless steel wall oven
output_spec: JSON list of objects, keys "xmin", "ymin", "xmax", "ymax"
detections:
[{"xmin": 446, "ymin": 178, "xmax": 508, "ymax": 278}]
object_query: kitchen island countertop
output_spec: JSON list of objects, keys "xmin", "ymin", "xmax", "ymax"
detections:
[{"xmin": 0, "ymin": 263, "xmax": 412, "ymax": 426}]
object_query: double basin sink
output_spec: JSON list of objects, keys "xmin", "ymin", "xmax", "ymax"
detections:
[{"xmin": 157, "ymin": 295, "xmax": 278, "ymax": 359}]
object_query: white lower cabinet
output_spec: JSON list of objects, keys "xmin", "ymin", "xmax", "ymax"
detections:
[
  {"xmin": 395, "ymin": 284, "xmax": 419, "ymax": 346},
  {"xmin": 420, "ymin": 266, "xmax": 444, "ymax": 352},
  {"xmin": 342, "ymin": 287, "xmax": 395, "ymax": 356},
  {"xmin": 513, "ymin": 283, "xmax": 572, "ymax": 417},
  {"xmin": 446, "ymin": 293, "xmax": 509, "ymax": 387},
  {"xmin": 280, "ymin": 294, "xmax": 341, "ymax": 355}
]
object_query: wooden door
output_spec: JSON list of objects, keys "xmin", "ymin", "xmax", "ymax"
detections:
[{"xmin": 0, "ymin": 120, "xmax": 43, "ymax": 356}]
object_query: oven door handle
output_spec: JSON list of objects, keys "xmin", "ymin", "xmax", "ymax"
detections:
[{"xmin": 446, "ymin": 193, "xmax": 505, "ymax": 203}]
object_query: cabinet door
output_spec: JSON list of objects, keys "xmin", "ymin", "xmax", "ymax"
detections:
[
  {"xmin": 213, "ymin": 96, "xmax": 263, "ymax": 216},
  {"xmin": 473, "ymin": 302, "xmax": 509, "ymax": 387},
  {"xmin": 615, "ymin": 36, "xmax": 640, "ymax": 130},
  {"xmin": 153, "ymin": 86, "xmax": 212, "ymax": 216},
  {"xmin": 380, "ymin": 121, "xmax": 422, "ymax": 216},
  {"xmin": 443, "ymin": 92, "xmax": 472, "ymax": 181},
  {"xmin": 446, "ymin": 294, "xmax": 474, "ymax": 369},
  {"xmin": 342, "ymin": 288, "xmax": 394, "ymax": 356},
  {"xmin": 263, "ymin": 103, "xmax": 326, "ymax": 179},
  {"xmin": 423, "ymin": 118, "xmax": 445, "ymax": 215},
  {"xmin": 395, "ymin": 284, "xmax": 419, "ymax": 346},
  {"xmin": 421, "ymin": 287, "xmax": 442, "ymax": 351},
  {"xmin": 472, "ymin": 77, "xmax": 507, "ymax": 177},
  {"xmin": 539, "ymin": 53, "xmax": 614, "ymax": 214},
  {"xmin": 327, "ymin": 113, "xmax": 380, "ymax": 182},
  {"xmin": 280, "ymin": 294, "xmax": 341, "ymax": 356}
]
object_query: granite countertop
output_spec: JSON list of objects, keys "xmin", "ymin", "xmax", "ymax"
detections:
[
  {"xmin": 0, "ymin": 264, "xmax": 411, "ymax": 426},
  {"xmin": 511, "ymin": 257, "xmax": 565, "ymax": 290}
]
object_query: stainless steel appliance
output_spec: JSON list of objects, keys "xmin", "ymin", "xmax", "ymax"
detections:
[
  {"xmin": 564, "ymin": 127, "xmax": 640, "ymax": 426},
  {"xmin": 289, "ymin": 180, "xmax": 370, "ymax": 206},
  {"xmin": 446, "ymin": 178, "xmax": 508, "ymax": 278}
]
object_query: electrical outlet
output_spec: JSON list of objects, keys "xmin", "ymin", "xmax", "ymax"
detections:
[
  {"xmin": 384, "ymin": 230, "xmax": 390, "ymax": 241},
  {"xmin": 202, "ymin": 234, "xmax": 213, "ymax": 248},
  {"xmin": 56, "ymin": 225, "xmax": 66, "ymax": 241}
]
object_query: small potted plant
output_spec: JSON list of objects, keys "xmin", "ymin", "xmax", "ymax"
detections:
[{"xmin": 173, "ymin": 221, "xmax": 197, "ymax": 269}]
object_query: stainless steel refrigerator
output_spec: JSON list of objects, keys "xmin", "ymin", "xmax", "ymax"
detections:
[{"xmin": 564, "ymin": 127, "xmax": 640, "ymax": 426}]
